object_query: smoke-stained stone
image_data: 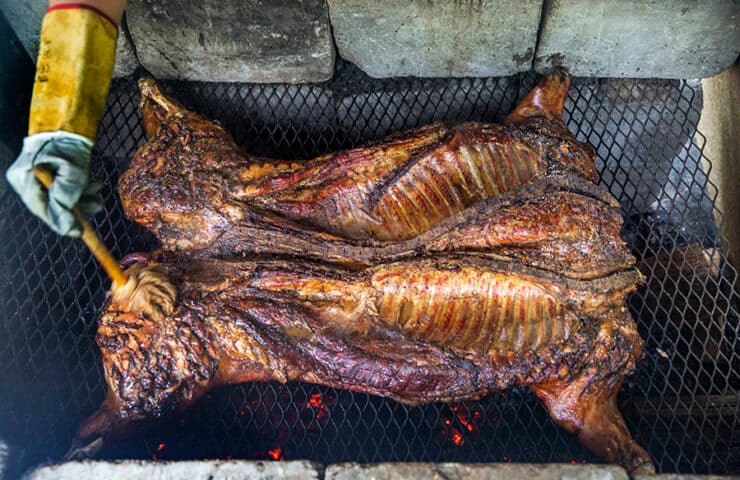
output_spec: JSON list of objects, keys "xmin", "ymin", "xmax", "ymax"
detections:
[
  {"xmin": 0, "ymin": 0, "xmax": 140, "ymax": 77},
  {"xmin": 126, "ymin": 0, "xmax": 335, "ymax": 83},
  {"xmin": 328, "ymin": 0, "xmax": 542, "ymax": 78},
  {"xmin": 633, "ymin": 476, "xmax": 735, "ymax": 480},
  {"xmin": 534, "ymin": 0, "xmax": 740, "ymax": 78},
  {"xmin": 326, "ymin": 463, "xmax": 629, "ymax": 480},
  {"xmin": 0, "ymin": 0, "xmax": 44, "ymax": 61},
  {"xmin": 113, "ymin": 19, "xmax": 139, "ymax": 78},
  {"xmin": 27, "ymin": 460, "xmax": 321, "ymax": 480}
]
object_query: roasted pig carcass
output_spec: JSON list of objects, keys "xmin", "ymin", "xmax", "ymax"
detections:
[
  {"xmin": 78, "ymin": 254, "xmax": 651, "ymax": 473},
  {"xmin": 118, "ymin": 72, "xmax": 628, "ymax": 279},
  {"xmin": 74, "ymin": 70, "xmax": 654, "ymax": 473}
]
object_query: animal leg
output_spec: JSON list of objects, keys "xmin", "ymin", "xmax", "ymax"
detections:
[
  {"xmin": 530, "ymin": 374, "xmax": 654, "ymax": 474},
  {"xmin": 505, "ymin": 68, "xmax": 570, "ymax": 123}
]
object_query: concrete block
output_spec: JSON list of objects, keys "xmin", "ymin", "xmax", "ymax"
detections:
[
  {"xmin": 0, "ymin": 0, "xmax": 139, "ymax": 77},
  {"xmin": 0, "ymin": 0, "xmax": 44, "ymax": 61},
  {"xmin": 535, "ymin": 0, "xmax": 740, "ymax": 78},
  {"xmin": 326, "ymin": 463, "xmax": 629, "ymax": 480},
  {"xmin": 26, "ymin": 460, "xmax": 321, "ymax": 480},
  {"xmin": 113, "ymin": 20, "xmax": 139, "ymax": 78},
  {"xmin": 126, "ymin": 0, "xmax": 335, "ymax": 83},
  {"xmin": 633, "ymin": 475, "xmax": 738, "ymax": 480},
  {"xmin": 328, "ymin": 0, "xmax": 542, "ymax": 78}
]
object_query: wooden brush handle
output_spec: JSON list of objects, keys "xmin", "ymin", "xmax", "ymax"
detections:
[{"xmin": 33, "ymin": 165, "xmax": 128, "ymax": 287}]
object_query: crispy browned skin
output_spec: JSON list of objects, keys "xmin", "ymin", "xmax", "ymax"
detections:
[
  {"xmin": 78, "ymin": 254, "xmax": 650, "ymax": 473},
  {"xmin": 118, "ymin": 71, "xmax": 620, "ymax": 279},
  {"xmin": 76, "ymin": 70, "xmax": 653, "ymax": 473}
]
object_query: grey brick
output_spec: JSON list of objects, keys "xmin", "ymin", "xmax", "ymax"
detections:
[
  {"xmin": 113, "ymin": 20, "xmax": 139, "ymax": 78},
  {"xmin": 0, "ymin": 0, "xmax": 44, "ymax": 61},
  {"xmin": 26, "ymin": 460, "xmax": 321, "ymax": 480},
  {"xmin": 326, "ymin": 462, "xmax": 629, "ymax": 480},
  {"xmin": 633, "ymin": 475, "xmax": 740, "ymax": 480},
  {"xmin": 328, "ymin": 0, "xmax": 542, "ymax": 78},
  {"xmin": 0, "ymin": 0, "xmax": 139, "ymax": 77},
  {"xmin": 126, "ymin": 0, "xmax": 335, "ymax": 83},
  {"xmin": 534, "ymin": 0, "xmax": 740, "ymax": 78}
]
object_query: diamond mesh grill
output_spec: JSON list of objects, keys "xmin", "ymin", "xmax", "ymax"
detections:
[{"xmin": 0, "ymin": 60, "xmax": 737, "ymax": 476}]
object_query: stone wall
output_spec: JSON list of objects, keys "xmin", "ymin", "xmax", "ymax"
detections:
[
  {"xmin": 534, "ymin": 0, "xmax": 739, "ymax": 78},
  {"xmin": 1, "ymin": 0, "xmax": 738, "ymax": 81},
  {"xmin": 327, "ymin": 0, "xmax": 541, "ymax": 78},
  {"xmin": 125, "ymin": 0, "xmax": 334, "ymax": 82},
  {"xmin": 26, "ymin": 461, "xmax": 735, "ymax": 479}
]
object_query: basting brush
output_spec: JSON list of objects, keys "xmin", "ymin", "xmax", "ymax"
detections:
[{"xmin": 33, "ymin": 165, "xmax": 176, "ymax": 319}]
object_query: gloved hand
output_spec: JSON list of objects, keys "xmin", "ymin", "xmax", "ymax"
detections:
[
  {"xmin": 5, "ymin": 3, "xmax": 118, "ymax": 236},
  {"xmin": 6, "ymin": 131, "xmax": 102, "ymax": 237}
]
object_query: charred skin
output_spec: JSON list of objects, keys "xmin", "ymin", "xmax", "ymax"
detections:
[
  {"xmin": 204, "ymin": 179, "xmax": 632, "ymax": 279},
  {"xmin": 78, "ymin": 255, "xmax": 651, "ymax": 473},
  {"xmin": 118, "ymin": 71, "xmax": 605, "ymax": 277},
  {"xmin": 75, "ymin": 70, "xmax": 655, "ymax": 473}
]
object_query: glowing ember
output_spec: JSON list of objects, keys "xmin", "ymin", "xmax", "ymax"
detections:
[
  {"xmin": 452, "ymin": 404, "xmax": 479, "ymax": 433},
  {"xmin": 306, "ymin": 393, "xmax": 323, "ymax": 408},
  {"xmin": 439, "ymin": 403, "xmax": 481, "ymax": 444},
  {"xmin": 151, "ymin": 441, "xmax": 167, "ymax": 460},
  {"xmin": 450, "ymin": 427, "xmax": 464, "ymax": 446},
  {"xmin": 239, "ymin": 388, "xmax": 336, "ymax": 462},
  {"xmin": 304, "ymin": 392, "xmax": 330, "ymax": 421},
  {"xmin": 268, "ymin": 447, "xmax": 283, "ymax": 461}
]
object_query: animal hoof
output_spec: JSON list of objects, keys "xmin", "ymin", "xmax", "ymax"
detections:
[{"xmin": 63, "ymin": 436, "xmax": 103, "ymax": 461}]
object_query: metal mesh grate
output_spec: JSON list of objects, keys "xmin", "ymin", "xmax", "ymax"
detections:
[{"xmin": 0, "ymin": 60, "xmax": 737, "ymax": 476}]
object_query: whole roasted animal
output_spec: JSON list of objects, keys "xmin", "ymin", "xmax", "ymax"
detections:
[
  {"xmin": 118, "ymin": 72, "xmax": 632, "ymax": 279},
  {"xmin": 74, "ymin": 71, "xmax": 654, "ymax": 473}
]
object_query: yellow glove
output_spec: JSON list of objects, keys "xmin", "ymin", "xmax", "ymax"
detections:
[
  {"xmin": 6, "ymin": 5, "xmax": 117, "ymax": 236},
  {"xmin": 30, "ymin": 4, "xmax": 118, "ymax": 138}
]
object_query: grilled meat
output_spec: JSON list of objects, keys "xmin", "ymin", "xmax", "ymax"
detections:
[
  {"xmin": 79, "ymin": 253, "xmax": 650, "ymax": 473},
  {"xmin": 118, "ymin": 72, "xmax": 625, "ymax": 279},
  {"xmin": 74, "ymin": 70, "xmax": 653, "ymax": 474}
]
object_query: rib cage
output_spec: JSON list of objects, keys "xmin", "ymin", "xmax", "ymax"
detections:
[
  {"xmin": 120, "ymin": 81, "xmax": 596, "ymax": 254},
  {"xmin": 368, "ymin": 139, "xmax": 544, "ymax": 241},
  {"xmin": 372, "ymin": 267, "xmax": 567, "ymax": 355}
]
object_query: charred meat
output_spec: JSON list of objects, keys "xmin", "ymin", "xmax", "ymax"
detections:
[
  {"xmin": 80, "ymin": 254, "xmax": 650, "ymax": 472},
  {"xmin": 118, "ymin": 72, "xmax": 622, "ymax": 279},
  {"xmin": 75, "ymin": 70, "xmax": 653, "ymax": 474}
]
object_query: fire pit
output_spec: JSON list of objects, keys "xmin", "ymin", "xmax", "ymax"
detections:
[{"xmin": 0, "ymin": 60, "xmax": 737, "ymax": 477}]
